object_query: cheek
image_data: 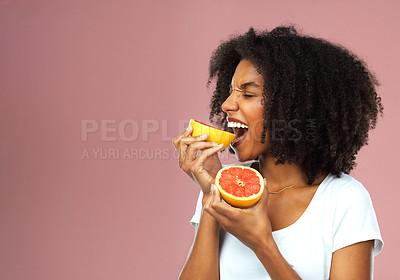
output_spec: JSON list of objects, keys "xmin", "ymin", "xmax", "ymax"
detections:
[
  {"xmin": 246, "ymin": 101, "xmax": 264, "ymax": 119},
  {"xmin": 248, "ymin": 106, "xmax": 265, "ymax": 143}
]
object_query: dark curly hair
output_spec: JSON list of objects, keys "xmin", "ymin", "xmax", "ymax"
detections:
[{"xmin": 207, "ymin": 24, "xmax": 384, "ymax": 185}]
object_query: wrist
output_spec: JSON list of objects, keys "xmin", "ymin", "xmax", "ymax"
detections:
[
  {"xmin": 202, "ymin": 192, "xmax": 212, "ymax": 206},
  {"xmin": 253, "ymin": 233, "xmax": 276, "ymax": 258},
  {"xmin": 201, "ymin": 192, "xmax": 221, "ymax": 231},
  {"xmin": 252, "ymin": 234, "xmax": 301, "ymax": 279}
]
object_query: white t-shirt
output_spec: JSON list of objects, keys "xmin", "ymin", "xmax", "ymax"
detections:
[{"xmin": 190, "ymin": 163, "xmax": 384, "ymax": 279}]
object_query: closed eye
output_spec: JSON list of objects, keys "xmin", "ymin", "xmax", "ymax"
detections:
[
  {"xmin": 243, "ymin": 93, "xmax": 254, "ymax": 98},
  {"xmin": 229, "ymin": 88, "xmax": 255, "ymax": 98}
]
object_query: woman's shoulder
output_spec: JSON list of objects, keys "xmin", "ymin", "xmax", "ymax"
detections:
[
  {"xmin": 319, "ymin": 172, "xmax": 376, "ymax": 213},
  {"xmin": 324, "ymin": 173, "xmax": 383, "ymax": 255},
  {"xmin": 323, "ymin": 172, "xmax": 371, "ymax": 196}
]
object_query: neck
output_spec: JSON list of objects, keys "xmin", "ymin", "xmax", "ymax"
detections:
[{"xmin": 256, "ymin": 154, "xmax": 326, "ymax": 192}]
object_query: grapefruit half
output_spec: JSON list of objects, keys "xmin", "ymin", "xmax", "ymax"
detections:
[
  {"xmin": 190, "ymin": 119, "xmax": 235, "ymax": 149},
  {"xmin": 215, "ymin": 165, "xmax": 264, "ymax": 208}
]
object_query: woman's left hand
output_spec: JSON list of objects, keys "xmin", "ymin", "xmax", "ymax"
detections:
[{"xmin": 203, "ymin": 178, "xmax": 273, "ymax": 251}]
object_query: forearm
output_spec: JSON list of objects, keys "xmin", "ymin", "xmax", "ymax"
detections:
[
  {"xmin": 179, "ymin": 195, "xmax": 220, "ymax": 280},
  {"xmin": 254, "ymin": 236, "xmax": 301, "ymax": 280}
]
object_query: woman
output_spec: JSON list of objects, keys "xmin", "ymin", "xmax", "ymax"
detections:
[{"xmin": 173, "ymin": 25, "xmax": 384, "ymax": 279}]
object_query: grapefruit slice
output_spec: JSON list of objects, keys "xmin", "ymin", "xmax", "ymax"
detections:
[
  {"xmin": 190, "ymin": 119, "xmax": 235, "ymax": 149},
  {"xmin": 215, "ymin": 165, "xmax": 264, "ymax": 208}
]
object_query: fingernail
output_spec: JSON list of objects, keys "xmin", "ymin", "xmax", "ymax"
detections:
[
  {"xmin": 186, "ymin": 124, "xmax": 192, "ymax": 131},
  {"xmin": 217, "ymin": 143, "xmax": 224, "ymax": 148},
  {"xmin": 200, "ymin": 133, "xmax": 208, "ymax": 139},
  {"xmin": 212, "ymin": 142, "xmax": 219, "ymax": 146}
]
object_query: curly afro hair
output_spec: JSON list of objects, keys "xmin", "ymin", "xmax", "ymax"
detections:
[{"xmin": 207, "ymin": 25, "xmax": 384, "ymax": 185}]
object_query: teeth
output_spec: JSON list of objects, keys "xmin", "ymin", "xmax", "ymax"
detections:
[{"xmin": 228, "ymin": 122, "xmax": 248, "ymax": 129}]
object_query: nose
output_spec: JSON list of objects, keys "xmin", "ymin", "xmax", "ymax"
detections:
[{"xmin": 221, "ymin": 91, "xmax": 239, "ymax": 113}]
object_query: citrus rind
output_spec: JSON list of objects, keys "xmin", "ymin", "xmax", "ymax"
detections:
[
  {"xmin": 215, "ymin": 165, "xmax": 264, "ymax": 208},
  {"xmin": 190, "ymin": 119, "xmax": 235, "ymax": 149}
]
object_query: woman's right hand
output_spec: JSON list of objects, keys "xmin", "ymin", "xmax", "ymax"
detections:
[{"xmin": 172, "ymin": 123, "xmax": 225, "ymax": 195}]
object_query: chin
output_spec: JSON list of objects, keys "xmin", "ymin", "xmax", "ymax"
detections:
[
  {"xmin": 233, "ymin": 148, "xmax": 257, "ymax": 162},
  {"xmin": 235, "ymin": 154, "xmax": 247, "ymax": 162},
  {"xmin": 231, "ymin": 139, "xmax": 265, "ymax": 161}
]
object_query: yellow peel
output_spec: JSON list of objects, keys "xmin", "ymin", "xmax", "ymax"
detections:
[
  {"xmin": 215, "ymin": 165, "xmax": 264, "ymax": 208},
  {"xmin": 190, "ymin": 119, "xmax": 235, "ymax": 149}
]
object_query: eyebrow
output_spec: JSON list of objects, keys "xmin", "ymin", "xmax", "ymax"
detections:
[{"xmin": 229, "ymin": 82, "xmax": 261, "ymax": 90}]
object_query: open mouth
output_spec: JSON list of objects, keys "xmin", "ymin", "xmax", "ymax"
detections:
[
  {"xmin": 227, "ymin": 119, "xmax": 249, "ymax": 148},
  {"xmin": 231, "ymin": 127, "xmax": 249, "ymax": 147},
  {"xmin": 231, "ymin": 126, "xmax": 249, "ymax": 147}
]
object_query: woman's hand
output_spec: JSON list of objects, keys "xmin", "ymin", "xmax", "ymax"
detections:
[
  {"xmin": 172, "ymin": 124, "xmax": 224, "ymax": 195},
  {"xmin": 204, "ymin": 179, "xmax": 273, "ymax": 251}
]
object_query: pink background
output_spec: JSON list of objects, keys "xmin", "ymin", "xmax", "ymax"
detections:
[{"xmin": 1, "ymin": 0, "xmax": 399, "ymax": 279}]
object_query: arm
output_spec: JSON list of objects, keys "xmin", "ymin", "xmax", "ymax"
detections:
[
  {"xmin": 329, "ymin": 181, "xmax": 381, "ymax": 279},
  {"xmin": 178, "ymin": 194, "xmax": 220, "ymax": 280},
  {"xmin": 204, "ymin": 183, "xmax": 301, "ymax": 280},
  {"xmin": 254, "ymin": 239, "xmax": 374, "ymax": 280},
  {"xmin": 205, "ymin": 180, "xmax": 379, "ymax": 279},
  {"xmin": 329, "ymin": 240, "xmax": 374, "ymax": 279},
  {"xmin": 253, "ymin": 238, "xmax": 301, "ymax": 280},
  {"xmin": 172, "ymin": 124, "xmax": 224, "ymax": 279}
]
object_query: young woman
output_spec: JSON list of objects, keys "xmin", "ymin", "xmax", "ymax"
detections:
[{"xmin": 173, "ymin": 25, "xmax": 384, "ymax": 279}]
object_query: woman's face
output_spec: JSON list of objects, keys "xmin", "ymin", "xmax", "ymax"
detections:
[{"xmin": 221, "ymin": 59, "xmax": 269, "ymax": 161}]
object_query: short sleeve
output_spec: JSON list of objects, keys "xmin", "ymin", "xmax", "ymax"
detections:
[
  {"xmin": 332, "ymin": 180, "xmax": 384, "ymax": 256},
  {"xmin": 190, "ymin": 191, "xmax": 203, "ymax": 228}
]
